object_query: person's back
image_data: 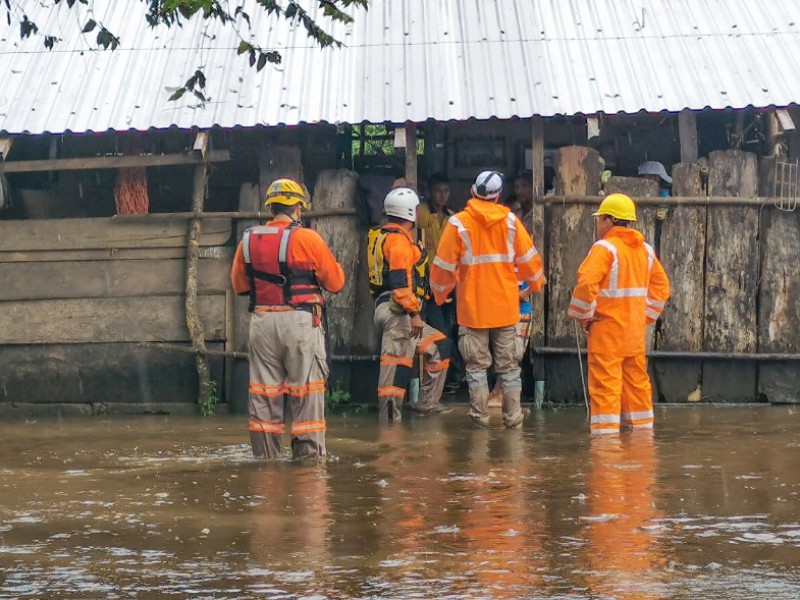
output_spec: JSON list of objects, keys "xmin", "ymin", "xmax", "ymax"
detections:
[
  {"xmin": 568, "ymin": 193, "xmax": 670, "ymax": 434},
  {"xmin": 430, "ymin": 170, "xmax": 545, "ymax": 428},
  {"xmin": 230, "ymin": 178, "xmax": 345, "ymax": 459},
  {"xmin": 441, "ymin": 200, "xmax": 539, "ymax": 328},
  {"xmin": 369, "ymin": 187, "xmax": 452, "ymax": 421}
]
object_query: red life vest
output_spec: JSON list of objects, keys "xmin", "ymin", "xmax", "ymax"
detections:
[{"xmin": 242, "ymin": 222, "xmax": 324, "ymax": 312}]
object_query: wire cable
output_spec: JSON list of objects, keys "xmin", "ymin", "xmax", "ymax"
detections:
[{"xmin": 574, "ymin": 319, "xmax": 590, "ymax": 416}]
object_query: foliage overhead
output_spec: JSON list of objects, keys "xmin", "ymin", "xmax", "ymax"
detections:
[{"xmin": 5, "ymin": 0, "xmax": 370, "ymax": 104}]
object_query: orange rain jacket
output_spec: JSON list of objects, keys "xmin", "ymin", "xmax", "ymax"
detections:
[
  {"xmin": 379, "ymin": 223, "xmax": 425, "ymax": 314},
  {"xmin": 231, "ymin": 220, "xmax": 345, "ymax": 300},
  {"xmin": 568, "ymin": 227, "xmax": 670, "ymax": 356},
  {"xmin": 430, "ymin": 199, "xmax": 546, "ymax": 329}
]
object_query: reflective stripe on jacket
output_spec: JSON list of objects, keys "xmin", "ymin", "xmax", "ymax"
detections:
[
  {"xmin": 430, "ymin": 199, "xmax": 546, "ymax": 329},
  {"xmin": 568, "ymin": 226, "xmax": 670, "ymax": 356}
]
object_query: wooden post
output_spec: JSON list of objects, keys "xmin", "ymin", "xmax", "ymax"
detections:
[
  {"xmin": 703, "ymin": 150, "xmax": 759, "ymax": 402},
  {"xmin": 193, "ymin": 131, "xmax": 209, "ymax": 159},
  {"xmin": 228, "ymin": 183, "xmax": 261, "ymax": 414},
  {"xmin": 311, "ymin": 170, "xmax": 360, "ymax": 356},
  {"xmin": 185, "ymin": 162, "xmax": 211, "ymax": 411},
  {"xmin": 654, "ymin": 163, "xmax": 706, "ymax": 401},
  {"xmin": 546, "ymin": 146, "xmax": 604, "ymax": 403},
  {"xmin": 758, "ymin": 164, "xmax": 800, "ymax": 403},
  {"xmin": 529, "ymin": 116, "xmax": 547, "ymax": 403},
  {"xmin": 404, "ymin": 123, "xmax": 418, "ymax": 191},
  {"xmin": 679, "ymin": 110, "xmax": 698, "ymax": 163}
]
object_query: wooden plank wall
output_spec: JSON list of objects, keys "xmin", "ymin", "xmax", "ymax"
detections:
[
  {"xmin": 0, "ymin": 216, "xmax": 232, "ymax": 407},
  {"xmin": 654, "ymin": 163, "xmax": 706, "ymax": 402},
  {"xmin": 703, "ymin": 150, "xmax": 759, "ymax": 402}
]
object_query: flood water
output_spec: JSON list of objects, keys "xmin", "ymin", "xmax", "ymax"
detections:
[{"xmin": 1, "ymin": 405, "xmax": 800, "ymax": 599}]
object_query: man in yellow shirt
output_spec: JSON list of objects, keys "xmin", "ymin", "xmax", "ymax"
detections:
[{"xmin": 416, "ymin": 174, "xmax": 463, "ymax": 393}]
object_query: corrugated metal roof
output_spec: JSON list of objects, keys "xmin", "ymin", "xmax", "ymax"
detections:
[{"xmin": 1, "ymin": 0, "xmax": 799, "ymax": 134}]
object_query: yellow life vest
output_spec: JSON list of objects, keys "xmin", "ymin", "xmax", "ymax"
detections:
[{"xmin": 367, "ymin": 226, "xmax": 430, "ymax": 299}]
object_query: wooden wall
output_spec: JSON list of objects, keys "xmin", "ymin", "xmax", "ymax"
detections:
[{"xmin": 0, "ymin": 216, "xmax": 232, "ymax": 414}]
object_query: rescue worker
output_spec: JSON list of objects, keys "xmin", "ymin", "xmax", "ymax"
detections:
[
  {"xmin": 369, "ymin": 187, "xmax": 451, "ymax": 421},
  {"xmin": 567, "ymin": 193, "xmax": 671, "ymax": 434},
  {"xmin": 230, "ymin": 177, "xmax": 345, "ymax": 460},
  {"xmin": 430, "ymin": 170, "xmax": 546, "ymax": 428}
]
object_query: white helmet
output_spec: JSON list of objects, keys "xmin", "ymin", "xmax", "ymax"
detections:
[
  {"xmin": 472, "ymin": 170, "xmax": 503, "ymax": 200},
  {"xmin": 638, "ymin": 161, "xmax": 672, "ymax": 184},
  {"xmin": 384, "ymin": 187, "xmax": 419, "ymax": 222}
]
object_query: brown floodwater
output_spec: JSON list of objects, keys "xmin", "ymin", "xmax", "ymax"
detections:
[{"xmin": 1, "ymin": 405, "xmax": 800, "ymax": 599}]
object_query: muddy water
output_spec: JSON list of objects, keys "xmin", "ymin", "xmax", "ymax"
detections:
[{"xmin": 1, "ymin": 406, "xmax": 800, "ymax": 599}]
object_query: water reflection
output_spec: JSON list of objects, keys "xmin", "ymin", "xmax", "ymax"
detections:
[
  {"xmin": 1, "ymin": 408, "xmax": 800, "ymax": 598},
  {"xmin": 581, "ymin": 432, "xmax": 665, "ymax": 599}
]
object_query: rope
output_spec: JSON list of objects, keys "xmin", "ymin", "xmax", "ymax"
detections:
[{"xmin": 574, "ymin": 319, "xmax": 590, "ymax": 416}]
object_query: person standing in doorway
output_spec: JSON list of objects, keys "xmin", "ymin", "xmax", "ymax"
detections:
[
  {"xmin": 416, "ymin": 173, "xmax": 464, "ymax": 394},
  {"xmin": 506, "ymin": 170, "xmax": 534, "ymax": 228},
  {"xmin": 430, "ymin": 170, "xmax": 546, "ymax": 428},
  {"xmin": 230, "ymin": 177, "xmax": 345, "ymax": 460},
  {"xmin": 567, "ymin": 193, "xmax": 670, "ymax": 434},
  {"xmin": 369, "ymin": 187, "xmax": 452, "ymax": 421}
]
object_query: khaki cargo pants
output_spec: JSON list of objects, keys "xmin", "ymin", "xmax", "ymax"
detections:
[
  {"xmin": 374, "ymin": 302, "xmax": 450, "ymax": 421},
  {"xmin": 459, "ymin": 324, "xmax": 524, "ymax": 428},
  {"xmin": 248, "ymin": 309, "xmax": 328, "ymax": 460}
]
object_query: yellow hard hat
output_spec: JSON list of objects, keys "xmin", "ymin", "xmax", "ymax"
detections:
[
  {"xmin": 592, "ymin": 193, "xmax": 637, "ymax": 222},
  {"xmin": 264, "ymin": 178, "xmax": 309, "ymax": 209}
]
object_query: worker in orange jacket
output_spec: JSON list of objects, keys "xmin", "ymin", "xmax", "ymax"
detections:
[
  {"xmin": 369, "ymin": 187, "xmax": 451, "ymax": 421},
  {"xmin": 430, "ymin": 170, "xmax": 546, "ymax": 428},
  {"xmin": 568, "ymin": 193, "xmax": 671, "ymax": 434},
  {"xmin": 230, "ymin": 178, "xmax": 345, "ymax": 459}
]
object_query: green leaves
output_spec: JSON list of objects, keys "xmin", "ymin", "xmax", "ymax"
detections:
[
  {"xmin": 95, "ymin": 26, "xmax": 120, "ymax": 50},
  {"xmin": 169, "ymin": 69, "xmax": 210, "ymax": 104},
  {"xmin": 19, "ymin": 15, "xmax": 38, "ymax": 39}
]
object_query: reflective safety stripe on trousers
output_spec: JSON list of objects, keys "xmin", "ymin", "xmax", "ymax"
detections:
[
  {"xmin": 623, "ymin": 409, "xmax": 655, "ymax": 428},
  {"xmin": 590, "ymin": 413, "xmax": 621, "ymax": 435},
  {"xmin": 291, "ymin": 419, "xmax": 327, "ymax": 434},
  {"xmin": 249, "ymin": 419, "xmax": 286, "ymax": 434}
]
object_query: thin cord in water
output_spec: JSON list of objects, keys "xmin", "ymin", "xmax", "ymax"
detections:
[{"xmin": 574, "ymin": 319, "xmax": 590, "ymax": 416}]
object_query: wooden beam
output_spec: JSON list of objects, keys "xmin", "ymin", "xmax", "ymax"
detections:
[
  {"xmin": 679, "ymin": 109, "xmax": 698, "ymax": 163},
  {"xmin": 193, "ymin": 131, "xmax": 209, "ymax": 159},
  {"xmin": 0, "ymin": 216, "xmax": 231, "ymax": 252},
  {"xmin": 0, "ymin": 149, "xmax": 231, "ymax": 173},
  {"xmin": 0, "ymin": 136, "xmax": 12, "ymax": 161}
]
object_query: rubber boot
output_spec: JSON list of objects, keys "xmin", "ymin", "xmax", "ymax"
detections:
[
  {"xmin": 499, "ymin": 371, "xmax": 524, "ymax": 429},
  {"xmin": 466, "ymin": 369, "xmax": 490, "ymax": 427}
]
